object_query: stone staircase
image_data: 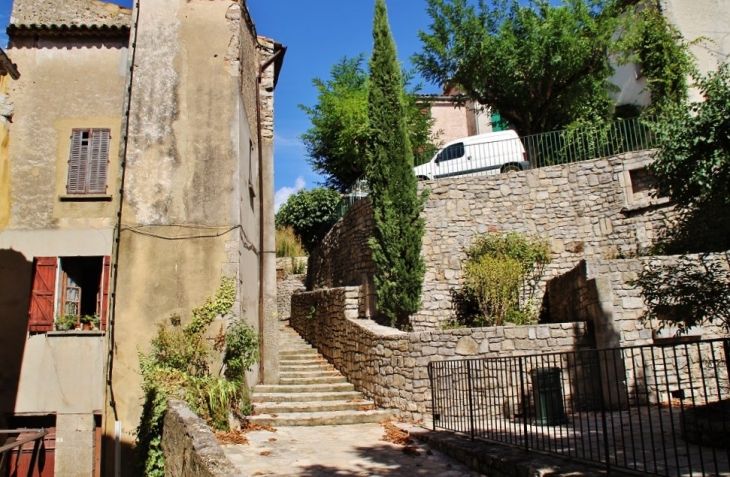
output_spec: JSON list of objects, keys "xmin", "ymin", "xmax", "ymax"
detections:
[{"xmin": 249, "ymin": 324, "xmax": 390, "ymax": 426}]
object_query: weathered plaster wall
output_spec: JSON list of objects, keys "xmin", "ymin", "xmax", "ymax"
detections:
[
  {"xmin": 3, "ymin": 38, "xmax": 127, "ymax": 231},
  {"xmin": 55, "ymin": 413, "xmax": 97, "ymax": 477},
  {"xmin": 661, "ymin": 0, "xmax": 730, "ymax": 93},
  {"xmin": 0, "ymin": 75, "xmax": 12, "ymax": 230},
  {"xmin": 13, "ymin": 333, "xmax": 105, "ymax": 414},
  {"xmin": 291, "ymin": 287, "xmax": 589, "ymax": 421},
  {"xmin": 112, "ymin": 0, "xmax": 267, "ymax": 464}
]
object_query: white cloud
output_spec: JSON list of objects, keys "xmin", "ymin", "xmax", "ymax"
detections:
[
  {"xmin": 274, "ymin": 176, "xmax": 306, "ymax": 212},
  {"xmin": 274, "ymin": 133, "xmax": 304, "ymax": 149}
]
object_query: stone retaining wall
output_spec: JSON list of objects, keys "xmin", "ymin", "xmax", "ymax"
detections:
[
  {"xmin": 416, "ymin": 151, "xmax": 674, "ymax": 329},
  {"xmin": 291, "ymin": 287, "xmax": 590, "ymax": 421},
  {"xmin": 307, "ymin": 199, "xmax": 375, "ymax": 289},
  {"xmin": 306, "ymin": 152, "xmax": 677, "ymax": 330},
  {"xmin": 162, "ymin": 400, "xmax": 240, "ymax": 477},
  {"xmin": 546, "ymin": 254, "xmax": 730, "ymax": 406}
]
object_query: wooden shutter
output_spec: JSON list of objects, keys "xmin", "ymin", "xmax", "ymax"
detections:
[
  {"xmin": 67, "ymin": 130, "xmax": 88, "ymax": 194},
  {"xmin": 29, "ymin": 257, "xmax": 57, "ymax": 333},
  {"xmin": 88, "ymin": 130, "xmax": 110, "ymax": 194},
  {"xmin": 100, "ymin": 256, "xmax": 111, "ymax": 331}
]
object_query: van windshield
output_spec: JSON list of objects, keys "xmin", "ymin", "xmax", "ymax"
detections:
[{"xmin": 438, "ymin": 142, "xmax": 464, "ymax": 162}]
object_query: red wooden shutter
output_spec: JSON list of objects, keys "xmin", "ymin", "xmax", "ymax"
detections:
[
  {"xmin": 101, "ymin": 256, "xmax": 111, "ymax": 331},
  {"xmin": 88, "ymin": 130, "xmax": 110, "ymax": 194},
  {"xmin": 29, "ymin": 257, "xmax": 57, "ymax": 333},
  {"xmin": 67, "ymin": 130, "xmax": 88, "ymax": 194}
]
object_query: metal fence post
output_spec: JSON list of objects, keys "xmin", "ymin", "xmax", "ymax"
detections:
[
  {"xmin": 594, "ymin": 349, "xmax": 611, "ymax": 474},
  {"xmin": 467, "ymin": 360, "xmax": 476, "ymax": 440},
  {"xmin": 519, "ymin": 357, "xmax": 529, "ymax": 453}
]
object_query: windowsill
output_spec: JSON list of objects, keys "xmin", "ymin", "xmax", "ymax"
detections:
[
  {"xmin": 47, "ymin": 330, "xmax": 105, "ymax": 337},
  {"xmin": 621, "ymin": 196, "xmax": 671, "ymax": 212},
  {"xmin": 58, "ymin": 194, "xmax": 112, "ymax": 202}
]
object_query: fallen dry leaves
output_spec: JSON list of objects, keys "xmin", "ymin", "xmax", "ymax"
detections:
[
  {"xmin": 379, "ymin": 419, "xmax": 412, "ymax": 446},
  {"xmin": 215, "ymin": 430, "xmax": 249, "ymax": 445}
]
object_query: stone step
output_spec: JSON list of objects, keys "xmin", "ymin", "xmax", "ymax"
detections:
[
  {"xmin": 279, "ymin": 349, "xmax": 324, "ymax": 361},
  {"xmin": 279, "ymin": 375, "xmax": 347, "ymax": 385},
  {"xmin": 247, "ymin": 409, "xmax": 391, "ymax": 427},
  {"xmin": 251, "ymin": 391, "xmax": 364, "ymax": 403},
  {"xmin": 280, "ymin": 370, "xmax": 341, "ymax": 379},
  {"xmin": 279, "ymin": 356, "xmax": 330, "ymax": 366},
  {"xmin": 280, "ymin": 361, "xmax": 333, "ymax": 370},
  {"xmin": 254, "ymin": 383, "xmax": 355, "ymax": 394},
  {"xmin": 253, "ymin": 399, "xmax": 375, "ymax": 414}
]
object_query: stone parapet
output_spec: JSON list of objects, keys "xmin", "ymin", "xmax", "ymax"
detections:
[
  {"xmin": 291, "ymin": 288, "xmax": 589, "ymax": 421},
  {"xmin": 162, "ymin": 400, "xmax": 242, "ymax": 477}
]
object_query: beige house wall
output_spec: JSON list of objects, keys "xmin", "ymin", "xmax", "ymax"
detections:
[
  {"xmin": 110, "ymin": 2, "xmax": 271, "ymax": 473},
  {"xmin": 661, "ymin": 0, "xmax": 730, "ymax": 80},
  {"xmin": 428, "ymin": 98, "xmax": 493, "ymax": 146}
]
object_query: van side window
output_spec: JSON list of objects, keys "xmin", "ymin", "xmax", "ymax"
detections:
[{"xmin": 440, "ymin": 143, "xmax": 465, "ymax": 162}]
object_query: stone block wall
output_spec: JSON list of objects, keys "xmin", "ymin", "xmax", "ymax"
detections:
[
  {"xmin": 307, "ymin": 151, "xmax": 676, "ymax": 330},
  {"xmin": 416, "ymin": 151, "xmax": 674, "ymax": 329},
  {"xmin": 307, "ymin": 198, "xmax": 375, "ymax": 289},
  {"xmin": 291, "ymin": 287, "xmax": 589, "ymax": 421},
  {"xmin": 162, "ymin": 400, "xmax": 239, "ymax": 477},
  {"xmin": 546, "ymin": 254, "xmax": 730, "ymax": 406}
]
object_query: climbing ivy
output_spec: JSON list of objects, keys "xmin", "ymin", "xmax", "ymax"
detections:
[
  {"xmin": 616, "ymin": 3, "xmax": 696, "ymax": 114},
  {"xmin": 135, "ymin": 277, "xmax": 259, "ymax": 476}
]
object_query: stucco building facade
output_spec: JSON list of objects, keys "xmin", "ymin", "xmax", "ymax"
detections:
[{"xmin": 0, "ymin": 0, "xmax": 283, "ymax": 475}]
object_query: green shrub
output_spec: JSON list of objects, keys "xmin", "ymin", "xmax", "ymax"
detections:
[
  {"xmin": 275, "ymin": 226, "xmax": 307, "ymax": 258},
  {"xmin": 461, "ymin": 232, "xmax": 550, "ymax": 326},
  {"xmin": 135, "ymin": 278, "xmax": 259, "ymax": 476}
]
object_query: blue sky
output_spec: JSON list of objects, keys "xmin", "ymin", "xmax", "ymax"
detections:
[{"xmin": 0, "ymin": 0, "xmax": 441, "ymax": 206}]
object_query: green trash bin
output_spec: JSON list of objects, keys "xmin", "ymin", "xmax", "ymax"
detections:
[{"xmin": 531, "ymin": 367, "xmax": 567, "ymax": 426}]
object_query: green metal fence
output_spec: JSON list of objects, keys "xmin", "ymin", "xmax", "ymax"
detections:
[
  {"xmin": 334, "ymin": 116, "xmax": 657, "ymax": 218},
  {"xmin": 522, "ymin": 116, "xmax": 656, "ymax": 168}
]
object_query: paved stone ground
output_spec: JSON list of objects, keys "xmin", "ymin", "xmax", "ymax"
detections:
[{"xmin": 222, "ymin": 422, "xmax": 486, "ymax": 477}]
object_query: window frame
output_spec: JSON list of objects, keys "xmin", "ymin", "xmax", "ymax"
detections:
[{"xmin": 66, "ymin": 128, "xmax": 111, "ymax": 195}]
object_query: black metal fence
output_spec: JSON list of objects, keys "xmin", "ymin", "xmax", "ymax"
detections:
[{"xmin": 428, "ymin": 339, "xmax": 730, "ymax": 476}]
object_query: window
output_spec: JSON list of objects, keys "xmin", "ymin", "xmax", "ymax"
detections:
[
  {"xmin": 28, "ymin": 256, "xmax": 110, "ymax": 332},
  {"xmin": 66, "ymin": 129, "xmax": 110, "ymax": 195},
  {"xmin": 438, "ymin": 143, "xmax": 465, "ymax": 162}
]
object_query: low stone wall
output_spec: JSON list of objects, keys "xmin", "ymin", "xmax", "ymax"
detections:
[
  {"xmin": 291, "ymin": 287, "xmax": 589, "ymax": 421},
  {"xmin": 162, "ymin": 400, "xmax": 240, "ymax": 477},
  {"xmin": 546, "ymin": 254, "xmax": 730, "ymax": 406},
  {"xmin": 276, "ymin": 273, "xmax": 305, "ymax": 321}
]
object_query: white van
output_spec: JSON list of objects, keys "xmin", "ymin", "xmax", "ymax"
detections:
[{"xmin": 414, "ymin": 130, "xmax": 530, "ymax": 180}]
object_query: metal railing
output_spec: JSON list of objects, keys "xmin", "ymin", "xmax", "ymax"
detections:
[
  {"xmin": 522, "ymin": 116, "xmax": 656, "ymax": 168},
  {"xmin": 334, "ymin": 117, "xmax": 656, "ymax": 219},
  {"xmin": 428, "ymin": 339, "xmax": 730, "ymax": 476},
  {"xmin": 0, "ymin": 428, "xmax": 49, "ymax": 475}
]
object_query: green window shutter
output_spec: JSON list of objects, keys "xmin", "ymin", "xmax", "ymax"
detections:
[{"xmin": 491, "ymin": 112, "xmax": 508, "ymax": 132}]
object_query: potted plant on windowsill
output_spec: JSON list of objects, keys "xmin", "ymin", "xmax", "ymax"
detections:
[
  {"xmin": 55, "ymin": 314, "xmax": 78, "ymax": 331},
  {"xmin": 91, "ymin": 315, "xmax": 101, "ymax": 330},
  {"xmin": 80, "ymin": 315, "xmax": 94, "ymax": 331}
]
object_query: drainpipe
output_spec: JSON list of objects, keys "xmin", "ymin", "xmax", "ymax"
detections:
[
  {"xmin": 104, "ymin": 0, "xmax": 140, "ymax": 473},
  {"xmin": 256, "ymin": 45, "xmax": 286, "ymax": 384}
]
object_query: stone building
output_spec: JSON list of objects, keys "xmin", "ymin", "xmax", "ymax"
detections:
[{"xmin": 0, "ymin": 0, "xmax": 283, "ymax": 475}]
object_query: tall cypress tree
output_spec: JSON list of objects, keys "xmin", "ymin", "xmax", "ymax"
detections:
[{"xmin": 366, "ymin": 0, "xmax": 427, "ymax": 328}]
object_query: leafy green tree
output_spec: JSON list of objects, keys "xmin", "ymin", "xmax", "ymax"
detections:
[
  {"xmin": 275, "ymin": 187, "xmax": 342, "ymax": 253},
  {"xmin": 413, "ymin": 0, "xmax": 620, "ymax": 136},
  {"xmin": 300, "ymin": 56, "xmax": 437, "ymax": 192},
  {"xmin": 367, "ymin": 0, "xmax": 428, "ymax": 328},
  {"xmin": 650, "ymin": 64, "xmax": 730, "ymax": 212},
  {"xmin": 635, "ymin": 64, "xmax": 730, "ymax": 332},
  {"xmin": 614, "ymin": 4, "xmax": 695, "ymax": 115}
]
